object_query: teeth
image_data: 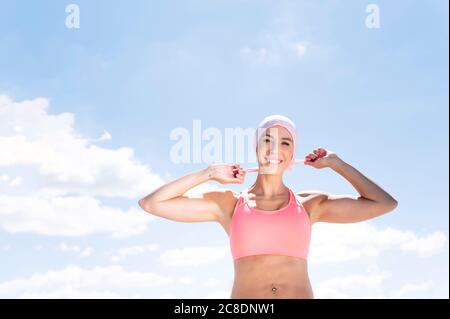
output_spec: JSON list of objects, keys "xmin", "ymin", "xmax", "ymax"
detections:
[{"xmin": 265, "ymin": 157, "xmax": 282, "ymax": 164}]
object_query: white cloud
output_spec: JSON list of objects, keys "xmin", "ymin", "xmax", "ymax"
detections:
[
  {"xmin": 0, "ymin": 95, "xmax": 167, "ymax": 237},
  {"xmin": 240, "ymin": 47, "xmax": 271, "ymax": 64},
  {"xmin": 110, "ymin": 243, "xmax": 159, "ymax": 262},
  {"xmin": 399, "ymin": 232, "xmax": 448, "ymax": 258},
  {"xmin": 92, "ymin": 131, "xmax": 112, "ymax": 142},
  {"xmin": 21, "ymin": 287, "xmax": 124, "ymax": 299},
  {"xmin": 314, "ymin": 265, "xmax": 390, "ymax": 298},
  {"xmin": 58, "ymin": 242, "xmax": 82, "ymax": 253},
  {"xmin": 310, "ymin": 222, "xmax": 448, "ymax": 264},
  {"xmin": 0, "ymin": 174, "xmax": 23, "ymax": 187},
  {"xmin": 178, "ymin": 276, "xmax": 195, "ymax": 285},
  {"xmin": 9, "ymin": 176, "xmax": 23, "ymax": 187},
  {"xmin": 391, "ymin": 281, "xmax": 436, "ymax": 298},
  {"xmin": 315, "ymin": 265, "xmax": 390, "ymax": 299},
  {"xmin": 184, "ymin": 182, "xmax": 219, "ymax": 198},
  {"xmin": 0, "ymin": 95, "xmax": 165, "ymax": 198},
  {"xmin": 159, "ymin": 292, "xmax": 177, "ymax": 298},
  {"xmin": 240, "ymin": 33, "xmax": 310, "ymax": 66},
  {"xmin": 158, "ymin": 246, "xmax": 228, "ymax": 267},
  {"xmin": 57, "ymin": 242, "xmax": 94, "ymax": 258},
  {"xmin": 0, "ymin": 265, "xmax": 175, "ymax": 299},
  {"xmin": 0, "ymin": 193, "xmax": 154, "ymax": 237},
  {"xmin": 290, "ymin": 42, "xmax": 307, "ymax": 57},
  {"xmin": 1, "ymin": 244, "xmax": 11, "ymax": 252},
  {"xmin": 315, "ymin": 265, "xmax": 439, "ymax": 299},
  {"xmin": 204, "ymin": 277, "xmax": 220, "ymax": 287},
  {"xmin": 80, "ymin": 247, "xmax": 94, "ymax": 258},
  {"xmin": 182, "ymin": 286, "xmax": 232, "ymax": 299},
  {"xmin": 205, "ymin": 290, "xmax": 230, "ymax": 299}
]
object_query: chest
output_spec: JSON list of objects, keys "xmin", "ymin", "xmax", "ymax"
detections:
[{"xmin": 246, "ymin": 194, "xmax": 291, "ymax": 211}]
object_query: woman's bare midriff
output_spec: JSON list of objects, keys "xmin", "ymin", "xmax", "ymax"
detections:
[
  {"xmin": 230, "ymin": 255, "xmax": 314, "ymax": 299},
  {"xmin": 220, "ymin": 191, "xmax": 315, "ymax": 299}
]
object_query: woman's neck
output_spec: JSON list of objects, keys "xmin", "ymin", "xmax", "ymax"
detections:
[{"xmin": 249, "ymin": 174, "xmax": 288, "ymax": 197}]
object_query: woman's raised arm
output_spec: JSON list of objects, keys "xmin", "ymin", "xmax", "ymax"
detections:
[
  {"xmin": 138, "ymin": 164, "xmax": 245, "ymax": 223},
  {"xmin": 301, "ymin": 148, "xmax": 398, "ymax": 224}
]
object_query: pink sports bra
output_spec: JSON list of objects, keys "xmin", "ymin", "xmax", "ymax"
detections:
[{"xmin": 229, "ymin": 188, "xmax": 311, "ymax": 261}]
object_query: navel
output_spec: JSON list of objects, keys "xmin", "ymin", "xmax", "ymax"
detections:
[{"xmin": 271, "ymin": 283, "xmax": 278, "ymax": 294}]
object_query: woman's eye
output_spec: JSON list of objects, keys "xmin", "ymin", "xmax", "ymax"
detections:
[
  {"xmin": 264, "ymin": 138, "xmax": 271, "ymax": 143},
  {"xmin": 282, "ymin": 142, "xmax": 290, "ymax": 146}
]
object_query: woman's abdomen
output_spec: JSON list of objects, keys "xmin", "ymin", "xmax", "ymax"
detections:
[{"xmin": 231, "ymin": 255, "xmax": 314, "ymax": 299}]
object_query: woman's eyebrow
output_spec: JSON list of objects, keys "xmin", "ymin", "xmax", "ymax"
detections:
[{"xmin": 265, "ymin": 133, "xmax": 292, "ymax": 142}]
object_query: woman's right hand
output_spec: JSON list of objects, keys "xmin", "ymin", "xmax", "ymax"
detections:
[{"xmin": 207, "ymin": 163, "xmax": 246, "ymax": 184}]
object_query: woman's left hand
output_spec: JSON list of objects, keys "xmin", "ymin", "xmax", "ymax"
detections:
[{"xmin": 304, "ymin": 147, "xmax": 342, "ymax": 169}]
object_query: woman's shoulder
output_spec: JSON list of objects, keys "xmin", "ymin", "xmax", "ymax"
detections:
[
  {"xmin": 209, "ymin": 188, "xmax": 240, "ymax": 198},
  {"xmin": 295, "ymin": 189, "xmax": 329, "ymax": 198},
  {"xmin": 205, "ymin": 188, "xmax": 241, "ymax": 206},
  {"xmin": 294, "ymin": 190, "xmax": 329, "ymax": 212},
  {"xmin": 199, "ymin": 188, "xmax": 239, "ymax": 202}
]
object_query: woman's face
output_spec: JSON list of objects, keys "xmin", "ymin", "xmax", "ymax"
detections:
[{"xmin": 256, "ymin": 125, "xmax": 294, "ymax": 174}]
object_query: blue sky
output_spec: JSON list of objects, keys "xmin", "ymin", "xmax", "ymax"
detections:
[{"xmin": 0, "ymin": 0, "xmax": 448, "ymax": 298}]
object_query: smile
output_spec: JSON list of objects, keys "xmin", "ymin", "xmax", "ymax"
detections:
[{"xmin": 264, "ymin": 156, "xmax": 283, "ymax": 165}]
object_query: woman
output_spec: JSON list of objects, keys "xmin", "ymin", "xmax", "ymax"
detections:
[{"xmin": 138, "ymin": 115, "xmax": 398, "ymax": 299}]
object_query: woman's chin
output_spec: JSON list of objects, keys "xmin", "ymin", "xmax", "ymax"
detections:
[{"xmin": 259, "ymin": 164, "xmax": 286, "ymax": 175}]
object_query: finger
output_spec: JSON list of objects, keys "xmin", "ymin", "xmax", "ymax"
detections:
[
  {"xmin": 232, "ymin": 167, "xmax": 242, "ymax": 174},
  {"xmin": 308, "ymin": 158, "xmax": 320, "ymax": 165},
  {"xmin": 317, "ymin": 148, "xmax": 327, "ymax": 157},
  {"xmin": 314, "ymin": 149, "xmax": 324, "ymax": 158},
  {"xmin": 315, "ymin": 150, "xmax": 325, "ymax": 158}
]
